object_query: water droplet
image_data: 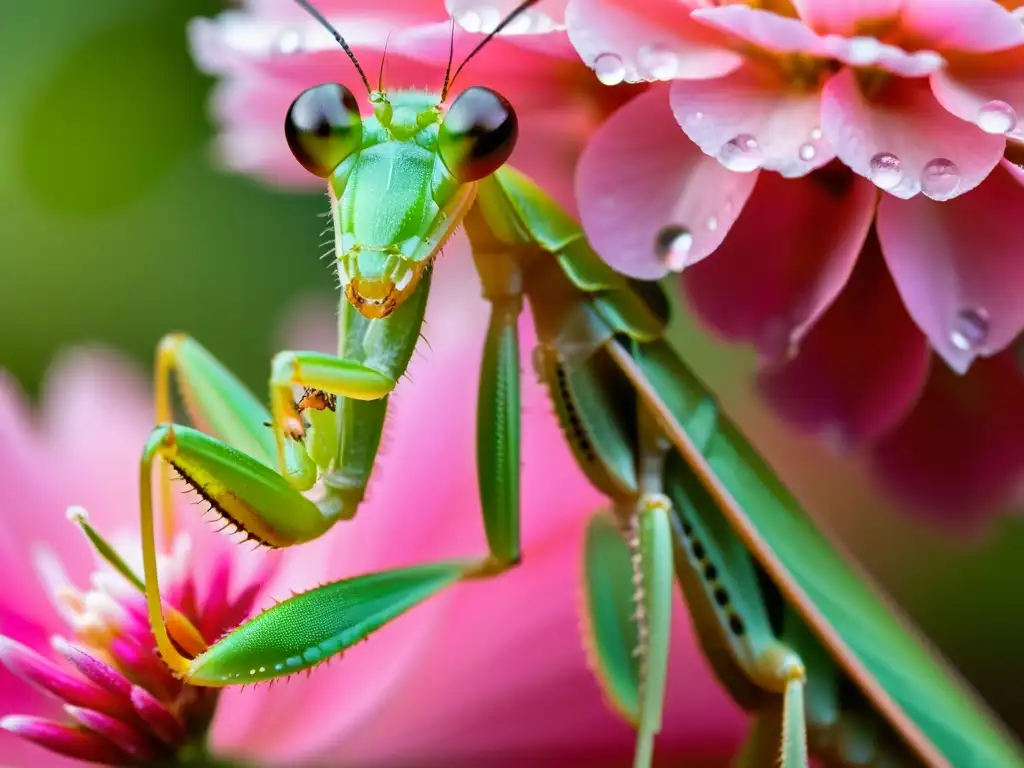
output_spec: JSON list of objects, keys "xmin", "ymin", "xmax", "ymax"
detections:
[
  {"xmin": 502, "ymin": 13, "xmax": 532, "ymax": 34},
  {"xmin": 275, "ymin": 28, "xmax": 303, "ymax": 55},
  {"xmin": 921, "ymin": 158, "xmax": 960, "ymax": 201},
  {"xmin": 911, "ymin": 51, "xmax": 943, "ymax": 73},
  {"xmin": 478, "ymin": 7, "xmax": 502, "ymax": 32},
  {"xmin": 799, "ymin": 143, "xmax": 816, "ymax": 162},
  {"xmin": 977, "ymin": 101, "xmax": 1017, "ymax": 135},
  {"xmin": 706, "ymin": 215, "xmax": 719, "ymax": 231},
  {"xmin": 593, "ymin": 53, "xmax": 626, "ymax": 86},
  {"xmin": 638, "ymin": 45, "xmax": 678, "ymax": 81},
  {"xmin": 531, "ymin": 12, "xmax": 557, "ymax": 33},
  {"xmin": 950, "ymin": 308, "xmax": 989, "ymax": 352},
  {"xmin": 718, "ymin": 134, "xmax": 762, "ymax": 173},
  {"xmin": 810, "ymin": 127, "xmax": 822, "ymax": 140},
  {"xmin": 847, "ymin": 36, "xmax": 882, "ymax": 65},
  {"xmin": 654, "ymin": 225, "xmax": 694, "ymax": 272},
  {"xmin": 868, "ymin": 152, "xmax": 902, "ymax": 190},
  {"xmin": 457, "ymin": 10, "xmax": 483, "ymax": 33}
]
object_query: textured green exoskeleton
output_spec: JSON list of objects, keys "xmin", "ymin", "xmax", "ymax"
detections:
[{"xmin": 126, "ymin": 2, "xmax": 1024, "ymax": 766}]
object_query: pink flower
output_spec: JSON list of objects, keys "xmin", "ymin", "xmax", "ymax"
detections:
[
  {"xmin": 187, "ymin": 0, "xmax": 637, "ymax": 211},
  {"xmin": 567, "ymin": 0, "xmax": 1024, "ymax": 522},
  {"xmin": 0, "ymin": 252, "xmax": 744, "ymax": 765}
]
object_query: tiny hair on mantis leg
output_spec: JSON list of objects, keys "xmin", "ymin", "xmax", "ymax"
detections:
[{"xmin": 119, "ymin": 1, "xmax": 1024, "ymax": 766}]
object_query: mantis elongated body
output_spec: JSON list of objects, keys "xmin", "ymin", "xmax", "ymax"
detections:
[{"xmin": 128, "ymin": 1, "xmax": 1024, "ymax": 766}]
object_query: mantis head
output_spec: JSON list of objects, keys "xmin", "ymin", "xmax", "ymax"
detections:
[{"xmin": 283, "ymin": 0, "xmax": 535, "ymax": 319}]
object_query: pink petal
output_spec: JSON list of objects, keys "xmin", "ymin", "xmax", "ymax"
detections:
[
  {"xmin": 669, "ymin": 61, "xmax": 834, "ymax": 178},
  {"xmin": 791, "ymin": 0, "xmax": 902, "ymax": 35},
  {"xmin": 575, "ymin": 84, "xmax": 759, "ymax": 280},
  {"xmin": 757, "ymin": 233, "xmax": 931, "ymax": 445},
  {"xmin": 681, "ymin": 164, "xmax": 876, "ymax": 359},
  {"xmin": 691, "ymin": 5, "xmax": 829, "ymax": 54},
  {"xmin": 869, "ymin": 352, "xmax": 1024, "ymax": 531},
  {"xmin": 565, "ymin": 0, "xmax": 743, "ymax": 83},
  {"xmin": 876, "ymin": 162, "xmax": 1024, "ymax": 373},
  {"xmin": 931, "ymin": 46, "xmax": 1024, "ymax": 138},
  {"xmin": 898, "ymin": 0, "xmax": 1024, "ymax": 54},
  {"xmin": 820, "ymin": 69, "xmax": 1005, "ymax": 199}
]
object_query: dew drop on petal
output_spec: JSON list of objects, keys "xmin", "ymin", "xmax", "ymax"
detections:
[
  {"xmin": 977, "ymin": 101, "xmax": 1017, "ymax": 134},
  {"xmin": 458, "ymin": 10, "xmax": 483, "ymax": 32},
  {"xmin": 799, "ymin": 143, "xmax": 816, "ymax": 161},
  {"xmin": 593, "ymin": 53, "xmax": 626, "ymax": 86},
  {"xmin": 654, "ymin": 225, "xmax": 694, "ymax": 272},
  {"xmin": 478, "ymin": 7, "xmax": 502, "ymax": 33},
  {"xmin": 921, "ymin": 158, "xmax": 960, "ymax": 201},
  {"xmin": 718, "ymin": 135, "xmax": 762, "ymax": 173},
  {"xmin": 868, "ymin": 152, "xmax": 902, "ymax": 190},
  {"xmin": 810, "ymin": 127, "xmax": 822, "ymax": 141},
  {"xmin": 950, "ymin": 308, "xmax": 989, "ymax": 352},
  {"xmin": 275, "ymin": 28, "xmax": 303, "ymax": 55},
  {"xmin": 847, "ymin": 36, "xmax": 882, "ymax": 65},
  {"xmin": 706, "ymin": 215, "xmax": 718, "ymax": 231},
  {"xmin": 638, "ymin": 45, "xmax": 678, "ymax": 81},
  {"xmin": 503, "ymin": 13, "xmax": 532, "ymax": 34}
]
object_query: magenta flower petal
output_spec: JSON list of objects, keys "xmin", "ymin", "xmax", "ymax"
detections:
[
  {"xmin": 669, "ymin": 61, "xmax": 834, "ymax": 178},
  {"xmin": 877, "ymin": 161, "xmax": 1024, "ymax": 373},
  {"xmin": 868, "ymin": 352, "xmax": 1024, "ymax": 530},
  {"xmin": 0, "ymin": 636, "xmax": 131, "ymax": 720},
  {"xmin": 564, "ymin": 0, "xmax": 742, "ymax": 83},
  {"xmin": 681, "ymin": 165, "xmax": 875, "ymax": 359},
  {"xmin": 575, "ymin": 84, "xmax": 758, "ymax": 279},
  {"xmin": 51, "ymin": 637, "xmax": 132, "ymax": 703},
  {"xmin": 899, "ymin": 0, "xmax": 1024, "ymax": 54},
  {"xmin": 821, "ymin": 69, "xmax": 1005, "ymax": 199},
  {"xmin": 931, "ymin": 46, "xmax": 1024, "ymax": 138},
  {"xmin": 130, "ymin": 686, "xmax": 187, "ymax": 747},
  {"xmin": 791, "ymin": 0, "xmax": 902, "ymax": 35},
  {"xmin": 757, "ymin": 235, "xmax": 931, "ymax": 445},
  {"xmin": 63, "ymin": 705, "xmax": 159, "ymax": 761},
  {"xmin": 0, "ymin": 715, "xmax": 129, "ymax": 766}
]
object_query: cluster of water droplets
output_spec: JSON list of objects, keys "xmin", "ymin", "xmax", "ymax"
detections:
[
  {"xmin": 950, "ymin": 308, "xmax": 990, "ymax": 353},
  {"xmin": 592, "ymin": 47, "xmax": 680, "ymax": 86},
  {"xmin": 866, "ymin": 153, "xmax": 962, "ymax": 200},
  {"xmin": 457, "ymin": 6, "xmax": 560, "ymax": 35}
]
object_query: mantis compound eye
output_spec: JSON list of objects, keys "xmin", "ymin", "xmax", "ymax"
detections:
[
  {"xmin": 439, "ymin": 86, "xmax": 518, "ymax": 182},
  {"xmin": 285, "ymin": 83, "xmax": 363, "ymax": 178}
]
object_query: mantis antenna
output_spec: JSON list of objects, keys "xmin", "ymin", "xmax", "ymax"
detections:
[{"xmin": 293, "ymin": 0, "xmax": 373, "ymax": 95}]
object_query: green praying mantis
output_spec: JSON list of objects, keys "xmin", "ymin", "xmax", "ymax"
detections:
[{"xmin": 120, "ymin": 0, "xmax": 1024, "ymax": 765}]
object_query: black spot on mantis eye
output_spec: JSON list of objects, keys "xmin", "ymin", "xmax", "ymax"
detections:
[
  {"xmin": 439, "ymin": 86, "xmax": 518, "ymax": 181},
  {"xmin": 285, "ymin": 83, "xmax": 363, "ymax": 178}
]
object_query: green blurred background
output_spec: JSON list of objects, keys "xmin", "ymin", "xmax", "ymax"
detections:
[{"xmin": 2, "ymin": 0, "xmax": 1023, "ymax": 744}]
